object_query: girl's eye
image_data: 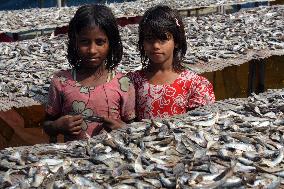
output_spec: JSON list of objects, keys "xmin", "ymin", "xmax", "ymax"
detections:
[
  {"xmin": 160, "ymin": 38, "xmax": 168, "ymax": 42},
  {"xmin": 160, "ymin": 33, "xmax": 170, "ymax": 41},
  {"xmin": 144, "ymin": 33, "xmax": 170, "ymax": 43},
  {"xmin": 144, "ymin": 36, "xmax": 153, "ymax": 41},
  {"xmin": 95, "ymin": 39, "xmax": 107, "ymax": 46},
  {"xmin": 78, "ymin": 39, "xmax": 89, "ymax": 45}
]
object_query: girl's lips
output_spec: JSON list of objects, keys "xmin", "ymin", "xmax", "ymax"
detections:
[
  {"xmin": 87, "ymin": 57, "xmax": 100, "ymax": 61},
  {"xmin": 151, "ymin": 52, "xmax": 163, "ymax": 55}
]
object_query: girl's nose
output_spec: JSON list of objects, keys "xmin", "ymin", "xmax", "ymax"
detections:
[
  {"xmin": 152, "ymin": 40, "xmax": 161, "ymax": 49},
  {"xmin": 88, "ymin": 43, "xmax": 98, "ymax": 54}
]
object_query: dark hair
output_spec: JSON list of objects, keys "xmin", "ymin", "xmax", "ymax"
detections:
[
  {"xmin": 67, "ymin": 4, "xmax": 123, "ymax": 70},
  {"xmin": 138, "ymin": 5, "xmax": 187, "ymax": 72}
]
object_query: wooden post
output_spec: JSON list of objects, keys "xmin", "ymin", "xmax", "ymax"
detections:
[
  {"xmin": 247, "ymin": 60, "xmax": 256, "ymax": 96},
  {"xmin": 57, "ymin": 0, "xmax": 62, "ymax": 8},
  {"xmin": 257, "ymin": 60, "xmax": 265, "ymax": 94}
]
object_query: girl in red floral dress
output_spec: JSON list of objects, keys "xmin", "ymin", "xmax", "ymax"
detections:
[{"xmin": 128, "ymin": 5, "xmax": 215, "ymax": 121}]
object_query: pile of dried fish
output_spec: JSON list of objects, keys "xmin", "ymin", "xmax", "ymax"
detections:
[
  {"xmin": 183, "ymin": 5, "xmax": 284, "ymax": 72},
  {"xmin": 0, "ymin": 5, "xmax": 283, "ymax": 111},
  {"xmin": 0, "ymin": 97, "xmax": 40, "ymax": 111},
  {"xmin": 118, "ymin": 5, "xmax": 284, "ymax": 73},
  {"xmin": 0, "ymin": 7, "xmax": 77, "ymax": 34},
  {"xmin": 0, "ymin": 0, "xmax": 275, "ymax": 33},
  {"xmin": 0, "ymin": 34, "xmax": 69, "ymax": 109},
  {"xmin": 110, "ymin": 0, "xmax": 275, "ymax": 16},
  {"xmin": 0, "ymin": 89, "xmax": 283, "ymax": 188}
]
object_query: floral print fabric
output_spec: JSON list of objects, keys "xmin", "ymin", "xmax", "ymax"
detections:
[
  {"xmin": 128, "ymin": 69, "xmax": 215, "ymax": 120},
  {"xmin": 46, "ymin": 70, "xmax": 135, "ymax": 141}
]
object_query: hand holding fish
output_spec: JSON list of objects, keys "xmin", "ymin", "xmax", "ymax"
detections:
[{"xmin": 52, "ymin": 115, "xmax": 83, "ymax": 135}]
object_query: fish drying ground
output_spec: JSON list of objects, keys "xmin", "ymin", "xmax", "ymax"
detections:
[
  {"xmin": 0, "ymin": 2, "xmax": 284, "ymax": 188},
  {"xmin": 0, "ymin": 89, "xmax": 284, "ymax": 188},
  {"xmin": 0, "ymin": 0, "xmax": 276, "ymax": 33},
  {"xmin": 0, "ymin": 5, "xmax": 283, "ymax": 111}
]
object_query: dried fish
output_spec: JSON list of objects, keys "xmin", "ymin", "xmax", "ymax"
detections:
[
  {"xmin": 0, "ymin": 0, "xmax": 276, "ymax": 33},
  {"xmin": 1, "ymin": 6, "xmax": 284, "ymax": 111},
  {"xmin": 1, "ymin": 89, "xmax": 284, "ymax": 188}
]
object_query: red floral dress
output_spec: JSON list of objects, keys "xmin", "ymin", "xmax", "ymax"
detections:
[{"xmin": 128, "ymin": 69, "xmax": 215, "ymax": 120}]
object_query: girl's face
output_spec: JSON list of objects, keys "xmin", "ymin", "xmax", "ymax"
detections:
[
  {"xmin": 76, "ymin": 26, "xmax": 109, "ymax": 69},
  {"xmin": 143, "ymin": 31, "xmax": 175, "ymax": 66}
]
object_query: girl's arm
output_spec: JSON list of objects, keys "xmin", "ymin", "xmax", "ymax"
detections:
[
  {"xmin": 187, "ymin": 75, "xmax": 215, "ymax": 110},
  {"xmin": 43, "ymin": 114, "xmax": 59, "ymax": 137},
  {"xmin": 44, "ymin": 72, "xmax": 83, "ymax": 140},
  {"xmin": 101, "ymin": 117, "xmax": 126, "ymax": 132},
  {"xmin": 120, "ymin": 75, "xmax": 136, "ymax": 123},
  {"xmin": 43, "ymin": 114, "xmax": 83, "ymax": 137},
  {"xmin": 101, "ymin": 74, "xmax": 136, "ymax": 132},
  {"xmin": 101, "ymin": 117, "xmax": 137, "ymax": 133},
  {"xmin": 43, "ymin": 114, "xmax": 60, "ymax": 143}
]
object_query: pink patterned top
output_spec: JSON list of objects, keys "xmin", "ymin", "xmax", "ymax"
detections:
[
  {"xmin": 46, "ymin": 69, "xmax": 135, "ymax": 141},
  {"xmin": 128, "ymin": 69, "xmax": 215, "ymax": 120}
]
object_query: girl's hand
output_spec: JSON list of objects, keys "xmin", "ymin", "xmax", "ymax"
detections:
[
  {"xmin": 53, "ymin": 115, "xmax": 83, "ymax": 135},
  {"xmin": 101, "ymin": 117, "xmax": 126, "ymax": 132}
]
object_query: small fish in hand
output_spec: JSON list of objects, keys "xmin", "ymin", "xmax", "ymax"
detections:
[{"xmin": 83, "ymin": 115, "xmax": 104, "ymax": 123}]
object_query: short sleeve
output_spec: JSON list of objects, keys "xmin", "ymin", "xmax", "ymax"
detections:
[
  {"xmin": 118, "ymin": 75, "xmax": 136, "ymax": 122},
  {"xmin": 45, "ymin": 74, "xmax": 63, "ymax": 117},
  {"xmin": 127, "ymin": 71, "xmax": 142, "ymax": 90},
  {"xmin": 188, "ymin": 75, "xmax": 215, "ymax": 109},
  {"xmin": 126, "ymin": 71, "xmax": 136, "ymax": 86}
]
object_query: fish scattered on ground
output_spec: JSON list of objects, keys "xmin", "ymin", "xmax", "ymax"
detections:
[
  {"xmin": 0, "ymin": 0, "xmax": 276, "ymax": 33},
  {"xmin": 0, "ymin": 5, "xmax": 283, "ymax": 111},
  {"xmin": 0, "ymin": 89, "xmax": 283, "ymax": 188}
]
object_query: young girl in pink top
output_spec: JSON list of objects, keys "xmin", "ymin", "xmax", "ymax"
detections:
[
  {"xmin": 44, "ymin": 4, "xmax": 135, "ymax": 142},
  {"xmin": 128, "ymin": 5, "xmax": 215, "ymax": 120}
]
